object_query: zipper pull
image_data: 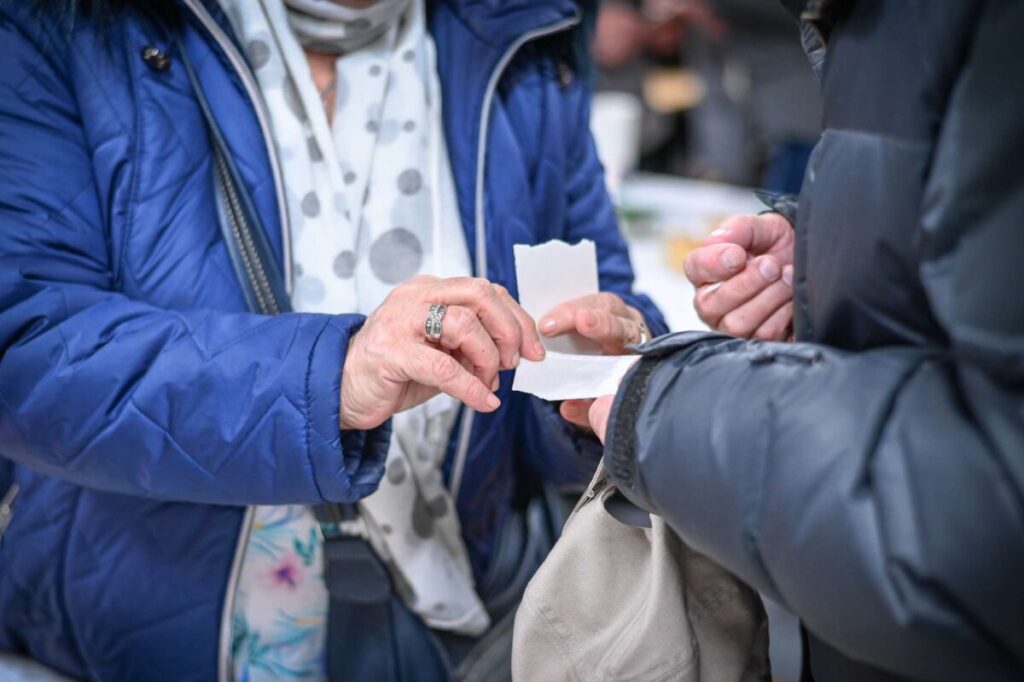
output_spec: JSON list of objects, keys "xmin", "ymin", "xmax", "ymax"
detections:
[
  {"xmin": 584, "ymin": 477, "xmax": 606, "ymax": 500},
  {"xmin": 0, "ymin": 483, "xmax": 19, "ymax": 543}
]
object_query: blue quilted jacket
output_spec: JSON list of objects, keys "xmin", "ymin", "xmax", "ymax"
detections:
[{"xmin": 0, "ymin": 0, "xmax": 666, "ymax": 679}]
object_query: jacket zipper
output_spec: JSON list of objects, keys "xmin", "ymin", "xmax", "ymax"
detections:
[
  {"xmin": 179, "ymin": 0, "xmax": 293, "ymax": 293},
  {"xmin": 448, "ymin": 12, "xmax": 582, "ymax": 505},
  {"xmin": 214, "ymin": 151, "xmax": 280, "ymax": 315}
]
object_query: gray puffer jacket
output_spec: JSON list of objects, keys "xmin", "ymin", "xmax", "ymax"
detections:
[{"xmin": 604, "ymin": 1, "xmax": 1024, "ymax": 680}]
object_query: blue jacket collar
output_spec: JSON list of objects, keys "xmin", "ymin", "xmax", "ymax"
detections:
[{"xmin": 437, "ymin": 0, "xmax": 580, "ymax": 50}]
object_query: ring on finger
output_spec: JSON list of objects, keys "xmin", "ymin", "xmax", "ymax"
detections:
[
  {"xmin": 425, "ymin": 303, "xmax": 448, "ymax": 343},
  {"xmin": 635, "ymin": 320, "xmax": 650, "ymax": 345}
]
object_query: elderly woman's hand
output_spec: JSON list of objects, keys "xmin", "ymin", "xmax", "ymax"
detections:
[
  {"xmin": 538, "ymin": 292, "xmax": 649, "ymax": 355},
  {"xmin": 340, "ymin": 275, "xmax": 544, "ymax": 430},
  {"xmin": 538, "ymin": 292, "xmax": 647, "ymax": 429}
]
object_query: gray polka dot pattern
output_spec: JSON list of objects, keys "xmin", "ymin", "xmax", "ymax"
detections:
[
  {"xmin": 411, "ymin": 490, "xmax": 434, "ymax": 538},
  {"xmin": 377, "ymin": 119, "xmax": 400, "ymax": 145},
  {"xmin": 369, "ymin": 228, "xmax": 423, "ymax": 284},
  {"xmin": 397, "ymin": 168, "xmax": 422, "ymax": 195},
  {"xmin": 386, "ymin": 458, "xmax": 407, "ymax": 484},
  {"xmin": 301, "ymin": 192, "xmax": 320, "ymax": 217},
  {"xmin": 283, "ymin": 76, "xmax": 306, "ymax": 122},
  {"xmin": 295, "ymin": 275, "xmax": 325, "ymax": 304},
  {"xmin": 247, "ymin": 39, "xmax": 270, "ymax": 69},
  {"xmin": 227, "ymin": 0, "xmax": 486, "ymax": 633},
  {"xmin": 333, "ymin": 250, "xmax": 356, "ymax": 279},
  {"xmin": 426, "ymin": 496, "xmax": 448, "ymax": 518},
  {"xmin": 306, "ymin": 136, "xmax": 323, "ymax": 162}
]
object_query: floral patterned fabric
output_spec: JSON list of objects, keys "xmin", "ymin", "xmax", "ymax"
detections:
[{"xmin": 232, "ymin": 506, "xmax": 329, "ymax": 681}]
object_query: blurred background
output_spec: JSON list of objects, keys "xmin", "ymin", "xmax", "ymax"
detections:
[
  {"xmin": 587, "ymin": 2, "xmax": 820, "ymax": 679},
  {"xmin": 589, "ymin": 0, "xmax": 819, "ymax": 334}
]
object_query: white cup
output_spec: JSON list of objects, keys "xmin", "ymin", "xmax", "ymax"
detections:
[{"xmin": 590, "ymin": 91, "xmax": 643, "ymax": 200}]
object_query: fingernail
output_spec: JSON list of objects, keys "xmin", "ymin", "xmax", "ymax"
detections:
[
  {"xmin": 532, "ymin": 341, "xmax": 546, "ymax": 359},
  {"xmin": 709, "ymin": 227, "xmax": 728, "ymax": 238},
  {"xmin": 721, "ymin": 247, "xmax": 743, "ymax": 269},
  {"xmin": 491, "ymin": 376, "xmax": 500, "ymax": 391},
  {"xmin": 782, "ymin": 264, "xmax": 793, "ymax": 287},
  {"xmin": 758, "ymin": 257, "xmax": 781, "ymax": 281},
  {"xmin": 486, "ymin": 394, "xmax": 501, "ymax": 410},
  {"xmin": 540, "ymin": 318, "xmax": 556, "ymax": 334},
  {"xmin": 511, "ymin": 351, "xmax": 520, "ymax": 367}
]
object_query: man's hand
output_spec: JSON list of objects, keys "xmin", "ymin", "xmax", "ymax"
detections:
[{"xmin": 684, "ymin": 213, "xmax": 795, "ymax": 340}]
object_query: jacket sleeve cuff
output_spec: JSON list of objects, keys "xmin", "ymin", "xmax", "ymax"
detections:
[
  {"xmin": 754, "ymin": 190, "xmax": 799, "ymax": 227},
  {"xmin": 603, "ymin": 331, "xmax": 739, "ymax": 509},
  {"xmin": 305, "ymin": 314, "xmax": 389, "ymax": 502}
]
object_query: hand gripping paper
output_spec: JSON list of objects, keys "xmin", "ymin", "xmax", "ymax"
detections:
[{"xmin": 512, "ymin": 240, "xmax": 639, "ymax": 401}]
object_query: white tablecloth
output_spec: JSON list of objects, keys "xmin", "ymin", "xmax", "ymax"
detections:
[{"xmin": 619, "ymin": 173, "xmax": 764, "ymax": 333}]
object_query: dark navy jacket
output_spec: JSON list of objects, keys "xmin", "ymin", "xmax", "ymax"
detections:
[
  {"xmin": 606, "ymin": 1, "xmax": 1024, "ymax": 680},
  {"xmin": 0, "ymin": 0, "xmax": 665, "ymax": 679}
]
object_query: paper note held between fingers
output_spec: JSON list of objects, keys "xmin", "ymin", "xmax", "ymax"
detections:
[{"xmin": 512, "ymin": 239, "xmax": 639, "ymax": 401}]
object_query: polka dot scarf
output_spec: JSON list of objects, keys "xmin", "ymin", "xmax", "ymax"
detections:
[{"xmin": 221, "ymin": 0, "xmax": 489, "ymax": 657}]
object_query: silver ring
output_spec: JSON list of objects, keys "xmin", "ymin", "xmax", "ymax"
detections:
[
  {"xmin": 425, "ymin": 304, "xmax": 447, "ymax": 343},
  {"xmin": 636, "ymin": 320, "xmax": 650, "ymax": 345}
]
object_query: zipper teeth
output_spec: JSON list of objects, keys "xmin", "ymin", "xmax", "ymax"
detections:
[
  {"xmin": 450, "ymin": 12, "xmax": 582, "ymax": 503},
  {"xmin": 181, "ymin": 0, "xmax": 293, "ymax": 294},
  {"xmin": 215, "ymin": 154, "xmax": 276, "ymax": 315}
]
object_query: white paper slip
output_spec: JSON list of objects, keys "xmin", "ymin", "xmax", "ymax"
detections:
[
  {"xmin": 512, "ymin": 239, "xmax": 638, "ymax": 401},
  {"xmin": 515, "ymin": 351, "xmax": 639, "ymax": 401}
]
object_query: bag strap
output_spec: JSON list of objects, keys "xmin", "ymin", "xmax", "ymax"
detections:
[{"xmin": 172, "ymin": 34, "xmax": 401, "ymax": 682}]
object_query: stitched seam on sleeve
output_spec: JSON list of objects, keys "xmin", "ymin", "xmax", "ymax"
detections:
[{"xmin": 303, "ymin": 319, "xmax": 335, "ymax": 500}]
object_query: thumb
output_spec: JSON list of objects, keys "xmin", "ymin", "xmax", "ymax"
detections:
[{"xmin": 589, "ymin": 395, "xmax": 616, "ymax": 444}]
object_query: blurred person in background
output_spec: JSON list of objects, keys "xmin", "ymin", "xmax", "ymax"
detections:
[
  {"xmin": 0, "ymin": 0, "xmax": 664, "ymax": 679},
  {"xmin": 591, "ymin": 0, "xmax": 723, "ymax": 174},
  {"xmin": 592, "ymin": 0, "xmax": 819, "ymax": 191},
  {"xmin": 686, "ymin": 0, "xmax": 821, "ymax": 192},
  {"xmin": 580, "ymin": 1, "xmax": 1024, "ymax": 680}
]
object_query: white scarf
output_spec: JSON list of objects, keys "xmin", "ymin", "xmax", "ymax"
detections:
[{"xmin": 222, "ymin": 0, "xmax": 489, "ymax": 643}]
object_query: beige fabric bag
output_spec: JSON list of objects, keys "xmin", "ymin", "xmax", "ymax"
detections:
[{"xmin": 512, "ymin": 462, "xmax": 770, "ymax": 682}]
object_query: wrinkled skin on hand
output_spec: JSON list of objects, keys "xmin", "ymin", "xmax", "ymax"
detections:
[{"xmin": 340, "ymin": 275, "xmax": 544, "ymax": 430}]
